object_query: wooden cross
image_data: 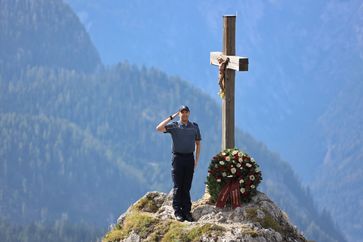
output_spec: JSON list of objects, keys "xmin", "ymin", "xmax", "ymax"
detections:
[{"xmin": 210, "ymin": 15, "xmax": 249, "ymax": 150}]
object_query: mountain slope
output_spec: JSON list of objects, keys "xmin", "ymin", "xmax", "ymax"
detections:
[
  {"xmin": 0, "ymin": 112, "xmax": 145, "ymax": 226},
  {"xmin": 313, "ymin": 79, "xmax": 363, "ymax": 242},
  {"xmin": 0, "ymin": 216, "xmax": 103, "ymax": 242},
  {"xmin": 0, "ymin": 0, "xmax": 101, "ymax": 76}
]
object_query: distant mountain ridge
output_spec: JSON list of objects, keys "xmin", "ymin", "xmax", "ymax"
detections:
[{"xmin": 0, "ymin": 0, "xmax": 101, "ymax": 77}]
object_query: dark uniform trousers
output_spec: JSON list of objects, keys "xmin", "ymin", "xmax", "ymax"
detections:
[{"xmin": 171, "ymin": 152, "xmax": 194, "ymax": 215}]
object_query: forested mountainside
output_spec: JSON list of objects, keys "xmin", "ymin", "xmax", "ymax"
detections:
[{"xmin": 0, "ymin": 216, "xmax": 102, "ymax": 242}]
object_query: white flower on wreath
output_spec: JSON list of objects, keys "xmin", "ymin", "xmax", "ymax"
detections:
[
  {"xmin": 215, "ymin": 164, "xmax": 218, "ymax": 168},
  {"xmin": 222, "ymin": 172, "xmax": 227, "ymax": 177},
  {"xmin": 225, "ymin": 156, "xmax": 231, "ymax": 161},
  {"xmin": 238, "ymin": 158, "xmax": 243, "ymax": 162},
  {"xmin": 255, "ymin": 167, "xmax": 260, "ymax": 172},
  {"xmin": 222, "ymin": 152, "xmax": 226, "ymax": 156},
  {"xmin": 238, "ymin": 152, "xmax": 243, "ymax": 157},
  {"xmin": 239, "ymin": 179, "xmax": 244, "ymax": 183},
  {"xmin": 251, "ymin": 184, "xmax": 255, "ymax": 189},
  {"xmin": 240, "ymin": 187, "xmax": 245, "ymax": 193},
  {"xmin": 249, "ymin": 175, "xmax": 255, "ymax": 181},
  {"xmin": 219, "ymin": 161, "xmax": 225, "ymax": 165},
  {"xmin": 246, "ymin": 163, "xmax": 252, "ymax": 168},
  {"xmin": 216, "ymin": 178, "xmax": 221, "ymax": 182},
  {"xmin": 232, "ymin": 150, "xmax": 238, "ymax": 155},
  {"xmin": 236, "ymin": 163, "xmax": 241, "ymax": 168},
  {"xmin": 231, "ymin": 167, "xmax": 237, "ymax": 174}
]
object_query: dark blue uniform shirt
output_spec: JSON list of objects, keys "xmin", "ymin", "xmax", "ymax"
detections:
[{"xmin": 163, "ymin": 120, "xmax": 201, "ymax": 153}]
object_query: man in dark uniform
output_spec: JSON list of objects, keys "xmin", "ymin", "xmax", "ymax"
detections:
[{"xmin": 155, "ymin": 105, "xmax": 201, "ymax": 222}]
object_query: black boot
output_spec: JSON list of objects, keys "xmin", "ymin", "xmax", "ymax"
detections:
[
  {"xmin": 183, "ymin": 211, "xmax": 194, "ymax": 222},
  {"xmin": 174, "ymin": 210, "xmax": 185, "ymax": 222}
]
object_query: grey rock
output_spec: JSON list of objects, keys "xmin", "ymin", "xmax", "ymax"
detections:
[
  {"xmin": 107, "ymin": 190, "xmax": 308, "ymax": 242},
  {"xmin": 124, "ymin": 231, "xmax": 140, "ymax": 242}
]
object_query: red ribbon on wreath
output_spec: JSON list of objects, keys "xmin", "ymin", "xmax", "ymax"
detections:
[{"xmin": 215, "ymin": 178, "xmax": 241, "ymax": 209}]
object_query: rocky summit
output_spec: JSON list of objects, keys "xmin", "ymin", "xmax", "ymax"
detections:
[{"xmin": 102, "ymin": 189, "xmax": 310, "ymax": 242}]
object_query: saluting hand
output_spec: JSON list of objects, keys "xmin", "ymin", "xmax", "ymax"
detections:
[{"xmin": 172, "ymin": 111, "xmax": 180, "ymax": 119}]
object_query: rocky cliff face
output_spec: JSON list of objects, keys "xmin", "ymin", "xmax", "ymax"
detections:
[{"xmin": 103, "ymin": 190, "xmax": 309, "ymax": 242}]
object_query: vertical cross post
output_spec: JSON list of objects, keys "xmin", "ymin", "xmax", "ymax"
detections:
[
  {"xmin": 222, "ymin": 15, "xmax": 236, "ymax": 150},
  {"xmin": 210, "ymin": 15, "xmax": 248, "ymax": 150}
]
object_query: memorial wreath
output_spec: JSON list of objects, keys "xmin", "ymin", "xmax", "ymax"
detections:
[{"xmin": 205, "ymin": 148, "xmax": 263, "ymax": 208}]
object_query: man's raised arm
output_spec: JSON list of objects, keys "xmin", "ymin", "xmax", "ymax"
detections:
[{"xmin": 155, "ymin": 111, "xmax": 179, "ymax": 132}]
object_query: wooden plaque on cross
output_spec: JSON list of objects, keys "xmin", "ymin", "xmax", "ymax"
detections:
[{"xmin": 210, "ymin": 15, "xmax": 249, "ymax": 151}]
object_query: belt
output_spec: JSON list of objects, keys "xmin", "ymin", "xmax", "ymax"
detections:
[{"xmin": 173, "ymin": 152, "xmax": 194, "ymax": 156}]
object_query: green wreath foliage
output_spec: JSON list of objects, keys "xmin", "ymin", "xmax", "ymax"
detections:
[{"xmin": 205, "ymin": 148, "xmax": 263, "ymax": 205}]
